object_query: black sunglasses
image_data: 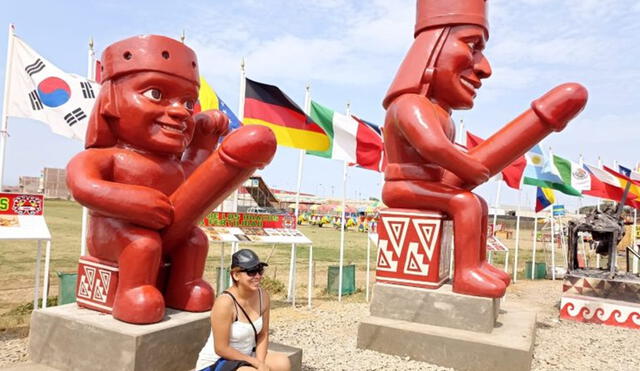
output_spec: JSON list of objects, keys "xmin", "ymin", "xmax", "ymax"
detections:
[{"xmin": 242, "ymin": 266, "xmax": 265, "ymax": 277}]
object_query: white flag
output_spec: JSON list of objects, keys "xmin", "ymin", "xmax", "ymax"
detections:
[{"xmin": 6, "ymin": 36, "xmax": 99, "ymax": 141}]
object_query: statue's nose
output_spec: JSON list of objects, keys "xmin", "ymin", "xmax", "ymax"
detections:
[
  {"xmin": 167, "ymin": 103, "xmax": 190, "ymax": 120},
  {"xmin": 474, "ymin": 52, "xmax": 492, "ymax": 79}
]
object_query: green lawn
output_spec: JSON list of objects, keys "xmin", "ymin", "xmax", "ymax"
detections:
[{"xmin": 1, "ymin": 199, "xmax": 570, "ymax": 330}]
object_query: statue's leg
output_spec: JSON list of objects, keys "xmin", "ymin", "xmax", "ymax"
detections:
[
  {"xmin": 383, "ymin": 181, "xmax": 506, "ymax": 298},
  {"xmin": 164, "ymin": 226, "xmax": 214, "ymax": 312},
  {"xmin": 478, "ymin": 197, "xmax": 511, "ymax": 285},
  {"xmin": 90, "ymin": 217, "xmax": 165, "ymax": 324},
  {"xmin": 449, "ymin": 192, "xmax": 506, "ymax": 298}
]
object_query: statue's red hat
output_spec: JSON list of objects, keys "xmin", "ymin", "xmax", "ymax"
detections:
[
  {"xmin": 415, "ymin": 0, "xmax": 488, "ymax": 38},
  {"xmin": 100, "ymin": 35, "xmax": 199, "ymax": 85}
]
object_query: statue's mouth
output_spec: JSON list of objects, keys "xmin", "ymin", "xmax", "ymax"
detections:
[
  {"xmin": 158, "ymin": 122, "xmax": 186, "ymax": 134},
  {"xmin": 460, "ymin": 77, "xmax": 480, "ymax": 95}
]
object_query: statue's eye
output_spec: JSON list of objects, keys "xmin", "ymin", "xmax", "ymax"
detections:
[
  {"xmin": 184, "ymin": 100, "xmax": 195, "ymax": 110},
  {"xmin": 142, "ymin": 88, "xmax": 162, "ymax": 101},
  {"xmin": 467, "ymin": 42, "xmax": 476, "ymax": 50}
]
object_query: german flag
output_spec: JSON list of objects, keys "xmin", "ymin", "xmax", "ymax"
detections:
[{"xmin": 243, "ymin": 78, "xmax": 330, "ymax": 151}]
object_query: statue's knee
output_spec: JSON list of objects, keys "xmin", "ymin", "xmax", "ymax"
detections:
[
  {"xmin": 187, "ymin": 227, "xmax": 208, "ymax": 248},
  {"xmin": 450, "ymin": 192, "xmax": 482, "ymax": 212},
  {"xmin": 127, "ymin": 233, "xmax": 163, "ymax": 256}
]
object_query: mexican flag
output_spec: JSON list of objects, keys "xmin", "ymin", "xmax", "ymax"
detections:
[
  {"xmin": 306, "ymin": 100, "xmax": 383, "ymax": 172},
  {"xmin": 522, "ymin": 146, "xmax": 584, "ymax": 196}
]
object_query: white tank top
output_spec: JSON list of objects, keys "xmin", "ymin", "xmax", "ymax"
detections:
[{"xmin": 195, "ymin": 291, "xmax": 264, "ymax": 370}]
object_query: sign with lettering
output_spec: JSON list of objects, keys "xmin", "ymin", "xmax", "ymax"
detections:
[{"xmin": 0, "ymin": 193, "xmax": 50, "ymax": 240}]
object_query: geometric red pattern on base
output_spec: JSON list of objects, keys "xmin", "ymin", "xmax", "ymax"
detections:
[
  {"xmin": 559, "ymin": 295, "xmax": 640, "ymax": 330},
  {"xmin": 375, "ymin": 208, "xmax": 452, "ymax": 290},
  {"xmin": 76, "ymin": 256, "xmax": 119, "ymax": 314}
]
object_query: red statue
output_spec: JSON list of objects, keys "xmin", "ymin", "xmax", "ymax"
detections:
[
  {"xmin": 382, "ymin": 0, "xmax": 587, "ymax": 297},
  {"xmin": 66, "ymin": 35, "xmax": 277, "ymax": 323}
]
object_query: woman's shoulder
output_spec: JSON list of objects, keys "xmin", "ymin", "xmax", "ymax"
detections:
[{"xmin": 212, "ymin": 291, "xmax": 236, "ymax": 313}]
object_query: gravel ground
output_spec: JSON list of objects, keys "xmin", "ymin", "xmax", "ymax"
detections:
[{"xmin": 2, "ymin": 280, "xmax": 640, "ymax": 370}]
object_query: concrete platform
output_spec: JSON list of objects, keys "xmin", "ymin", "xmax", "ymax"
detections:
[
  {"xmin": 370, "ymin": 283, "xmax": 500, "ymax": 333},
  {"xmin": 358, "ymin": 305, "xmax": 536, "ymax": 371},
  {"xmin": 29, "ymin": 304, "xmax": 302, "ymax": 371}
]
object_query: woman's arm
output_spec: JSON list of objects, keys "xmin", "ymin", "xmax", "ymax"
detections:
[
  {"xmin": 256, "ymin": 289, "xmax": 270, "ymax": 362},
  {"xmin": 211, "ymin": 295, "xmax": 263, "ymax": 368}
]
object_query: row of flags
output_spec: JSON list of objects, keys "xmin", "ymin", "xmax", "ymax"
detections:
[
  {"xmin": 4, "ymin": 32, "xmax": 639, "ymax": 210},
  {"xmin": 467, "ymin": 131, "xmax": 640, "ymax": 212},
  {"xmin": 4, "ymin": 33, "xmax": 384, "ymax": 174}
]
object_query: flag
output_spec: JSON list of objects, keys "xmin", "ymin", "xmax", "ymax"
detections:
[
  {"xmin": 6, "ymin": 35, "xmax": 99, "ymax": 141},
  {"xmin": 306, "ymin": 100, "xmax": 384, "ymax": 171},
  {"xmin": 535, "ymin": 187, "xmax": 555, "ymax": 212},
  {"xmin": 196, "ymin": 76, "xmax": 241, "ymax": 132},
  {"xmin": 603, "ymin": 166, "xmax": 640, "ymax": 199},
  {"xmin": 619, "ymin": 164, "xmax": 640, "ymax": 181},
  {"xmin": 522, "ymin": 145, "xmax": 581, "ymax": 196},
  {"xmin": 552, "ymin": 154, "xmax": 591, "ymax": 192},
  {"xmin": 583, "ymin": 164, "xmax": 640, "ymax": 208},
  {"xmin": 466, "ymin": 132, "xmax": 526, "ymax": 189},
  {"xmin": 243, "ymin": 78, "xmax": 329, "ymax": 151}
]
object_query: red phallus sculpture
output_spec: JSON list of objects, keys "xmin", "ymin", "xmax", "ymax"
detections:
[
  {"xmin": 382, "ymin": 0, "xmax": 587, "ymax": 298},
  {"xmin": 66, "ymin": 35, "xmax": 277, "ymax": 323}
]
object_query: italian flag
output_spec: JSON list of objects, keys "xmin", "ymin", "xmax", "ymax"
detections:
[{"xmin": 306, "ymin": 100, "xmax": 383, "ymax": 172}]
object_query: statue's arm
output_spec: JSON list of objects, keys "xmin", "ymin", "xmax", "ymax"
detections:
[
  {"xmin": 181, "ymin": 110, "xmax": 230, "ymax": 177},
  {"xmin": 392, "ymin": 94, "xmax": 489, "ymax": 187},
  {"xmin": 66, "ymin": 150, "xmax": 172, "ymax": 229}
]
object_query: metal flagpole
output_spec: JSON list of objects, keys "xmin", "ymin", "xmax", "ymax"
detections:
[
  {"xmin": 531, "ymin": 212, "xmax": 538, "ymax": 280},
  {"xmin": 234, "ymin": 58, "xmax": 247, "ymax": 213},
  {"xmin": 0, "ymin": 24, "xmax": 17, "ymax": 188},
  {"xmin": 80, "ymin": 37, "xmax": 96, "ymax": 257},
  {"xmin": 634, "ymin": 162, "xmax": 639, "ymax": 274},
  {"xmin": 513, "ymin": 189, "xmax": 522, "ymax": 282},
  {"xmin": 337, "ymin": 103, "xmax": 350, "ymax": 302},
  {"xmin": 287, "ymin": 84, "xmax": 310, "ymax": 304},
  {"xmin": 489, "ymin": 181, "xmax": 502, "ymax": 264}
]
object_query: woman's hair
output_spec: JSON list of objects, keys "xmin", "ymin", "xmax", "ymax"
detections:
[{"xmin": 230, "ymin": 266, "xmax": 243, "ymax": 285}]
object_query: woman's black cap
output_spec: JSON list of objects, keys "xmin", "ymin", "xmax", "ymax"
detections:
[{"xmin": 231, "ymin": 249, "xmax": 268, "ymax": 270}]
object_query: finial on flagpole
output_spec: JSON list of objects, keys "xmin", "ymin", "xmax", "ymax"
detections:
[
  {"xmin": 240, "ymin": 57, "xmax": 246, "ymax": 72},
  {"xmin": 180, "ymin": 29, "xmax": 186, "ymax": 43},
  {"xmin": 89, "ymin": 37, "xmax": 94, "ymax": 51}
]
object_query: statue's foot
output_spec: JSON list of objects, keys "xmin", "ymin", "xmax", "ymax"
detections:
[
  {"xmin": 112, "ymin": 285, "xmax": 165, "ymax": 324},
  {"xmin": 453, "ymin": 267, "xmax": 506, "ymax": 298},
  {"xmin": 165, "ymin": 279, "xmax": 214, "ymax": 312},
  {"xmin": 480, "ymin": 261, "xmax": 511, "ymax": 286}
]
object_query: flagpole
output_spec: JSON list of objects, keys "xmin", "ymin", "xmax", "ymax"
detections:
[
  {"xmin": 337, "ymin": 102, "xmax": 350, "ymax": 302},
  {"xmin": 287, "ymin": 84, "xmax": 310, "ymax": 304},
  {"xmin": 513, "ymin": 189, "xmax": 522, "ymax": 282},
  {"xmin": 532, "ymin": 211, "xmax": 538, "ymax": 280},
  {"xmin": 233, "ymin": 57, "xmax": 247, "ymax": 213},
  {"xmin": 634, "ymin": 162, "xmax": 639, "ymax": 274},
  {"xmin": 0, "ymin": 24, "xmax": 17, "ymax": 188},
  {"xmin": 489, "ymin": 181, "xmax": 502, "ymax": 265},
  {"xmin": 79, "ymin": 37, "xmax": 96, "ymax": 257},
  {"xmin": 458, "ymin": 119, "xmax": 465, "ymax": 145}
]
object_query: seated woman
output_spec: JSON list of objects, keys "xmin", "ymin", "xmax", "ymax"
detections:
[{"xmin": 196, "ymin": 249, "xmax": 291, "ymax": 371}]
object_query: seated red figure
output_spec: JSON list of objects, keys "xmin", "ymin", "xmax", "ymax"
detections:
[
  {"xmin": 66, "ymin": 35, "xmax": 277, "ymax": 323},
  {"xmin": 382, "ymin": 0, "xmax": 587, "ymax": 298}
]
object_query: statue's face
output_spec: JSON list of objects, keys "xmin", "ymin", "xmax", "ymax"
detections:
[
  {"xmin": 429, "ymin": 25, "xmax": 491, "ymax": 111},
  {"xmin": 112, "ymin": 71, "xmax": 198, "ymax": 155}
]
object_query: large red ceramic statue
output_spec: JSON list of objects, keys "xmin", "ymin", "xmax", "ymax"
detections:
[
  {"xmin": 66, "ymin": 35, "xmax": 277, "ymax": 323},
  {"xmin": 381, "ymin": 0, "xmax": 588, "ymax": 297}
]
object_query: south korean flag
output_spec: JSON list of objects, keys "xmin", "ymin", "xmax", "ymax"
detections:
[{"xmin": 6, "ymin": 35, "xmax": 100, "ymax": 142}]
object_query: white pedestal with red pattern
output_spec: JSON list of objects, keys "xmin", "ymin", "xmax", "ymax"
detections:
[
  {"xmin": 76, "ymin": 256, "xmax": 119, "ymax": 314},
  {"xmin": 376, "ymin": 208, "xmax": 452, "ymax": 289}
]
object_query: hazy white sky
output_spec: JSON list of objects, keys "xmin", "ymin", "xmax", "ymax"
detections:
[{"xmin": 1, "ymin": 0, "xmax": 639, "ymax": 210}]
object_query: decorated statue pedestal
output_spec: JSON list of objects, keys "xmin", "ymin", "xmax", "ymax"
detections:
[
  {"xmin": 357, "ymin": 209, "xmax": 537, "ymax": 371},
  {"xmin": 560, "ymin": 273, "xmax": 640, "ymax": 329},
  {"xmin": 29, "ymin": 304, "xmax": 303, "ymax": 371}
]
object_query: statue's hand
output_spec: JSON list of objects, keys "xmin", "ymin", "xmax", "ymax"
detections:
[
  {"xmin": 191, "ymin": 110, "xmax": 230, "ymax": 146},
  {"xmin": 459, "ymin": 160, "xmax": 490, "ymax": 188},
  {"xmin": 129, "ymin": 188, "xmax": 173, "ymax": 229}
]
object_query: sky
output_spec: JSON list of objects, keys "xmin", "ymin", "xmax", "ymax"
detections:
[{"xmin": 1, "ymin": 0, "xmax": 639, "ymax": 211}]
